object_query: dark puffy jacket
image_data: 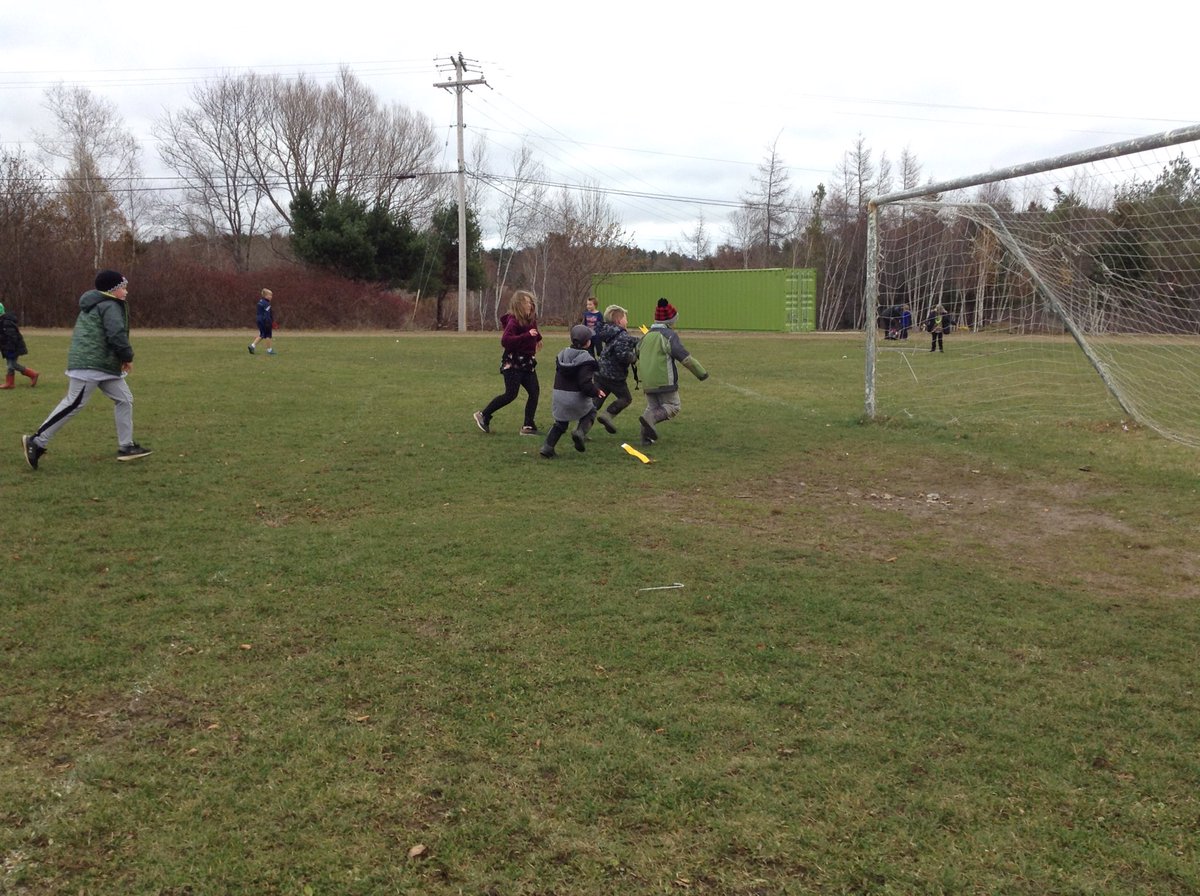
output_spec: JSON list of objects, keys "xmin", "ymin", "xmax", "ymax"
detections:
[
  {"xmin": 67, "ymin": 290, "xmax": 133, "ymax": 375},
  {"xmin": 0, "ymin": 313, "xmax": 27, "ymax": 357},
  {"xmin": 592, "ymin": 322, "xmax": 640, "ymax": 382}
]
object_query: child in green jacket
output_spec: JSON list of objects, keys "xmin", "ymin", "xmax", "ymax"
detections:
[{"xmin": 636, "ymin": 298, "xmax": 708, "ymax": 446}]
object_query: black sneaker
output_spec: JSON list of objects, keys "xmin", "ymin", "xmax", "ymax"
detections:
[
  {"xmin": 117, "ymin": 443, "xmax": 152, "ymax": 462},
  {"xmin": 473, "ymin": 411, "xmax": 490, "ymax": 433},
  {"xmin": 22, "ymin": 434, "xmax": 45, "ymax": 470},
  {"xmin": 520, "ymin": 425, "xmax": 539, "ymax": 436},
  {"xmin": 638, "ymin": 415, "xmax": 658, "ymax": 444}
]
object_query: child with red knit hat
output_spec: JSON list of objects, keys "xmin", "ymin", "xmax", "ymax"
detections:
[{"xmin": 636, "ymin": 298, "xmax": 708, "ymax": 446}]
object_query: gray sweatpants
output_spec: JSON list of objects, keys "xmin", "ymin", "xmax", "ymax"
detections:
[
  {"xmin": 33, "ymin": 375, "xmax": 135, "ymax": 449},
  {"xmin": 643, "ymin": 389, "xmax": 681, "ymax": 424}
]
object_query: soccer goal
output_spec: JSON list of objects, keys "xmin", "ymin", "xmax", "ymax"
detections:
[{"xmin": 864, "ymin": 124, "xmax": 1200, "ymax": 448}]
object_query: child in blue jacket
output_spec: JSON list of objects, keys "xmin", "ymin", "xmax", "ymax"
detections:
[{"xmin": 249, "ymin": 288, "xmax": 275, "ymax": 355}]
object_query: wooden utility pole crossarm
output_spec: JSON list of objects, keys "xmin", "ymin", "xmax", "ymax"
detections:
[{"xmin": 434, "ymin": 53, "xmax": 488, "ymax": 332}]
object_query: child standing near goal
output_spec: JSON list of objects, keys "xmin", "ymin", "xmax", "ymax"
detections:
[{"xmin": 926, "ymin": 305, "xmax": 953, "ymax": 353}]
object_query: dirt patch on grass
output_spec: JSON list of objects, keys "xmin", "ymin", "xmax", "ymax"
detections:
[{"xmin": 681, "ymin": 453, "xmax": 1199, "ymax": 601}]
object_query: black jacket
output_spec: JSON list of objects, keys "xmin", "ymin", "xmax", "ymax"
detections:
[{"xmin": 0, "ymin": 313, "xmax": 27, "ymax": 357}]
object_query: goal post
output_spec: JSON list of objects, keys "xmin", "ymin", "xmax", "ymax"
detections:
[{"xmin": 864, "ymin": 124, "xmax": 1200, "ymax": 447}]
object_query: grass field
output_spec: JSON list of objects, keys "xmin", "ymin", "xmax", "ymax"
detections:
[{"xmin": 3, "ymin": 330, "xmax": 1199, "ymax": 895}]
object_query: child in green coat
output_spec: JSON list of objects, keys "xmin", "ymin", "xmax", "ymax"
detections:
[{"xmin": 636, "ymin": 298, "xmax": 708, "ymax": 446}]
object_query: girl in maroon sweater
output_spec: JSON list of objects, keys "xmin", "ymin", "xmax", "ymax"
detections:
[{"xmin": 474, "ymin": 290, "xmax": 543, "ymax": 435}]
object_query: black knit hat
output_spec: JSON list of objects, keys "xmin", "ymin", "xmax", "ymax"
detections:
[{"xmin": 95, "ymin": 270, "xmax": 127, "ymax": 292}]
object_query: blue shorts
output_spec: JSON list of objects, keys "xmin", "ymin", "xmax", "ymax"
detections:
[{"xmin": 257, "ymin": 321, "xmax": 272, "ymax": 339}]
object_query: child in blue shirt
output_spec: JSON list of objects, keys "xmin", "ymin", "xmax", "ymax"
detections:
[{"xmin": 582, "ymin": 296, "xmax": 602, "ymax": 357}]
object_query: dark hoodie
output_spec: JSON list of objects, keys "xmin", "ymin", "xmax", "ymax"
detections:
[
  {"xmin": 591, "ymin": 320, "xmax": 640, "ymax": 383},
  {"xmin": 67, "ymin": 289, "xmax": 133, "ymax": 375},
  {"xmin": 0, "ymin": 310, "xmax": 27, "ymax": 357},
  {"xmin": 550, "ymin": 346, "xmax": 602, "ymax": 422}
]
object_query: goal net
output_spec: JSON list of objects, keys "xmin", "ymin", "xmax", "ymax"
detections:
[{"xmin": 864, "ymin": 125, "xmax": 1200, "ymax": 448}]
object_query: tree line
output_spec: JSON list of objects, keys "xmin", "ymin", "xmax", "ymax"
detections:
[
  {"xmin": 869, "ymin": 153, "xmax": 1200, "ymax": 337},
  {"xmin": 15, "ymin": 64, "xmax": 1183, "ymax": 333}
]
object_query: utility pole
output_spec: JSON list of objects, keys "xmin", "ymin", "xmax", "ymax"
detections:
[{"xmin": 434, "ymin": 53, "xmax": 487, "ymax": 332}]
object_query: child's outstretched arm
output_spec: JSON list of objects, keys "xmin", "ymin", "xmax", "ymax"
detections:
[{"xmin": 681, "ymin": 355, "xmax": 708, "ymax": 381}]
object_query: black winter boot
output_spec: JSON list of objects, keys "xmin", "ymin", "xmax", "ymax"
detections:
[
  {"xmin": 638, "ymin": 414, "xmax": 658, "ymax": 446},
  {"xmin": 540, "ymin": 421, "xmax": 567, "ymax": 458},
  {"xmin": 572, "ymin": 413, "xmax": 595, "ymax": 452}
]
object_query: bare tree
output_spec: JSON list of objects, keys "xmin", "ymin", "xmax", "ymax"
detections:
[
  {"xmin": 681, "ymin": 211, "xmax": 712, "ymax": 263},
  {"xmin": 836, "ymin": 133, "xmax": 876, "ymax": 213},
  {"xmin": 247, "ymin": 67, "xmax": 443, "ymax": 231},
  {"xmin": 739, "ymin": 135, "xmax": 792, "ymax": 266},
  {"xmin": 155, "ymin": 74, "xmax": 267, "ymax": 271},
  {"xmin": 536, "ymin": 183, "xmax": 630, "ymax": 321},
  {"xmin": 485, "ymin": 142, "xmax": 547, "ymax": 325},
  {"xmin": 725, "ymin": 204, "xmax": 757, "ymax": 269},
  {"xmin": 36, "ymin": 84, "xmax": 138, "ymax": 269},
  {"xmin": 784, "ymin": 193, "xmax": 812, "ymax": 270},
  {"xmin": 898, "ymin": 146, "xmax": 923, "ymax": 193},
  {"xmin": 874, "ymin": 150, "xmax": 893, "ymax": 200},
  {"xmin": 153, "ymin": 67, "xmax": 444, "ymax": 267},
  {"xmin": 0, "ymin": 149, "xmax": 64, "ymax": 318},
  {"xmin": 466, "ymin": 132, "xmax": 490, "ymax": 212}
]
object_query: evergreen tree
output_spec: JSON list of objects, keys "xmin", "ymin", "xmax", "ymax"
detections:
[
  {"xmin": 290, "ymin": 188, "xmax": 420, "ymax": 285},
  {"xmin": 412, "ymin": 203, "xmax": 484, "ymax": 328}
]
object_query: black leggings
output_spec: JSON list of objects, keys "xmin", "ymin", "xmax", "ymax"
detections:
[{"xmin": 482, "ymin": 367, "xmax": 539, "ymax": 426}]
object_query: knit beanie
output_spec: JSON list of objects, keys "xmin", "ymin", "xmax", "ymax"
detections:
[
  {"xmin": 654, "ymin": 297, "xmax": 677, "ymax": 323},
  {"xmin": 95, "ymin": 270, "xmax": 127, "ymax": 292}
]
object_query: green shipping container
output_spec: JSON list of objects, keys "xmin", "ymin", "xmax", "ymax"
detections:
[{"xmin": 590, "ymin": 268, "xmax": 817, "ymax": 332}]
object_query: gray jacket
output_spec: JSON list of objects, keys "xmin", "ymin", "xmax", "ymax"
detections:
[{"xmin": 550, "ymin": 346, "xmax": 602, "ymax": 422}]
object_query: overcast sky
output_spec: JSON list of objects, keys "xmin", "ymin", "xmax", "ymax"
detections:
[{"xmin": 1, "ymin": 1, "xmax": 1193, "ymax": 252}]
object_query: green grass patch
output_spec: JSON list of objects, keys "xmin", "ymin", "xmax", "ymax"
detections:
[{"xmin": 3, "ymin": 331, "xmax": 1199, "ymax": 894}]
